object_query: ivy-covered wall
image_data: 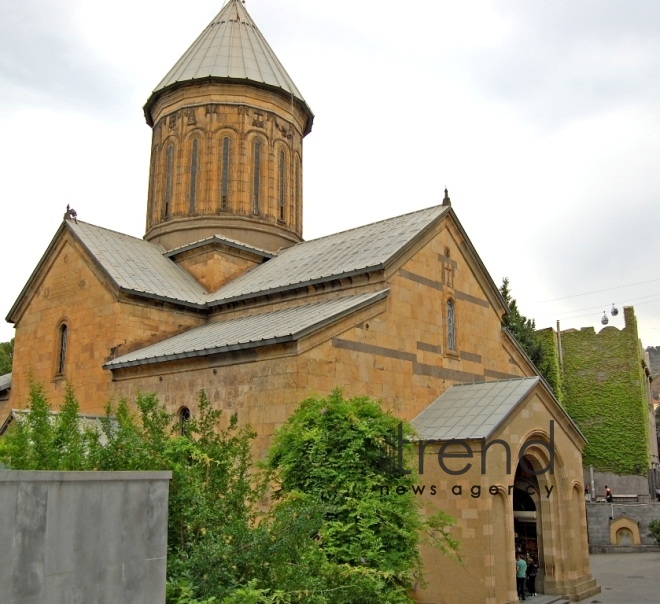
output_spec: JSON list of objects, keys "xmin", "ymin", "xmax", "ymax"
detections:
[
  {"xmin": 536, "ymin": 327, "xmax": 564, "ymax": 405},
  {"xmin": 560, "ymin": 307, "xmax": 650, "ymax": 475}
]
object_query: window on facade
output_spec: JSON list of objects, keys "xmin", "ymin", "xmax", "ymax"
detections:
[
  {"xmin": 57, "ymin": 324, "xmax": 68, "ymax": 374},
  {"xmin": 294, "ymin": 159, "xmax": 300, "ymax": 230},
  {"xmin": 149, "ymin": 150, "xmax": 158, "ymax": 223},
  {"xmin": 164, "ymin": 145, "xmax": 174, "ymax": 218},
  {"xmin": 179, "ymin": 406, "xmax": 191, "ymax": 436},
  {"xmin": 279, "ymin": 150, "xmax": 286, "ymax": 222},
  {"xmin": 221, "ymin": 137, "xmax": 230, "ymax": 210},
  {"xmin": 253, "ymin": 140, "xmax": 261, "ymax": 215},
  {"xmin": 189, "ymin": 139, "xmax": 198, "ymax": 213},
  {"xmin": 447, "ymin": 301, "xmax": 456, "ymax": 351}
]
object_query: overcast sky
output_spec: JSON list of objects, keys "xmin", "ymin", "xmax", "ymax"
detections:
[{"xmin": 1, "ymin": 0, "xmax": 659, "ymax": 347}]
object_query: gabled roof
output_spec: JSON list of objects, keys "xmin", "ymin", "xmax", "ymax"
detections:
[
  {"xmin": 0, "ymin": 373, "xmax": 11, "ymax": 392},
  {"xmin": 164, "ymin": 234, "xmax": 275, "ymax": 260},
  {"xmin": 412, "ymin": 378, "xmax": 541, "ymax": 441},
  {"xmin": 412, "ymin": 377, "xmax": 586, "ymax": 443},
  {"xmin": 106, "ymin": 289, "xmax": 388, "ymax": 369},
  {"xmin": 7, "ymin": 202, "xmax": 504, "ymax": 322},
  {"xmin": 207, "ymin": 205, "xmax": 450, "ymax": 306},
  {"xmin": 68, "ymin": 221, "xmax": 209, "ymax": 307},
  {"xmin": 6, "ymin": 221, "xmax": 209, "ymax": 323},
  {"xmin": 145, "ymin": 0, "xmax": 313, "ymax": 132}
]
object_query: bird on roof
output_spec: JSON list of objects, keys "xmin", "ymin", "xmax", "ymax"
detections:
[{"xmin": 64, "ymin": 205, "xmax": 78, "ymax": 223}]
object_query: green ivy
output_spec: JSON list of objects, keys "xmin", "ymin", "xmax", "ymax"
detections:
[
  {"xmin": 560, "ymin": 308, "xmax": 650, "ymax": 475},
  {"xmin": 535, "ymin": 328, "xmax": 564, "ymax": 405}
]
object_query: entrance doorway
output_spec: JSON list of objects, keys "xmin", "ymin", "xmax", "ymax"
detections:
[{"xmin": 513, "ymin": 456, "xmax": 543, "ymax": 594}]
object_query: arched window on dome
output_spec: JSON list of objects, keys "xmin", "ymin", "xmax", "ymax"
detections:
[
  {"xmin": 447, "ymin": 300, "xmax": 456, "ymax": 352},
  {"xmin": 164, "ymin": 144, "xmax": 174, "ymax": 219},
  {"xmin": 278, "ymin": 150, "xmax": 286, "ymax": 222},
  {"xmin": 220, "ymin": 136, "xmax": 230, "ymax": 211},
  {"xmin": 253, "ymin": 139, "xmax": 261, "ymax": 215},
  {"xmin": 149, "ymin": 149, "xmax": 158, "ymax": 225},
  {"xmin": 294, "ymin": 157, "xmax": 301, "ymax": 230},
  {"xmin": 189, "ymin": 138, "xmax": 199, "ymax": 214},
  {"xmin": 57, "ymin": 323, "xmax": 68, "ymax": 375}
]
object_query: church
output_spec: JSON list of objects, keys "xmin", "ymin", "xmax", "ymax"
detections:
[{"xmin": 2, "ymin": 2, "xmax": 599, "ymax": 602}]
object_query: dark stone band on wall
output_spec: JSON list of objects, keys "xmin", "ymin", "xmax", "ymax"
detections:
[
  {"xmin": 460, "ymin": 351, "xmax": 482, "ymax": 363},
  {"xmin": 413, "ymin": 362, "xmax": 485, "ymax": 383},
  {"xmin": 454, "ymin": 290, "xmax": 490, "ymax": 308},
  {"xmin": 332, "ymin": 339, "xmax": 417, "ymax": 362},
  {"xmin": 484, "ymin": 368, "xmax": 521, "ymax": 380},
  {"xmin": 418, "ymin": 341, "xmax": 443, "ymax": 355},
  {"xmin": 399, "ymin": 269, "xmax": 444, "ymax": 291}
]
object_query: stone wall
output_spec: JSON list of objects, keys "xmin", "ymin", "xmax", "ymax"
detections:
[
  {"xmin": 8, "ymin": 232, "xmax": 205, "ymax": 415},
  {"xmin": 583, "ymin": 469, "xmax": 650, "ymax": 499},
  {"xmin": 0, "ymin": 471, "xmax": 171, "ymax": 604},
  {"xmin": 558, "ymin": 308, "xmax": 652, "ymax": 475},
  {"xmin": 586, "ymin": 501, "xmax": 660, "ymax": 546}
]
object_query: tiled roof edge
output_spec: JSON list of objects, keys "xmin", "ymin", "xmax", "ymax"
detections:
[{"xmin": 106, "ymin": 289, "xmax": 389, "ymax": 370}]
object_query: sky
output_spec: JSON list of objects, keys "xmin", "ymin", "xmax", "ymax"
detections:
[{"xmin": 1, "ymin": 0, "xmax": 659, "ymax": 347}]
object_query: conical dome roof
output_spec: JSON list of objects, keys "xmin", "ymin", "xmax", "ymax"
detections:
[{"xmin": 145, "ymin": 0, "xmax": 313, "ymax": 131}]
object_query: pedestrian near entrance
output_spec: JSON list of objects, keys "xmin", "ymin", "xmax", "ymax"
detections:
[
  {"xmin": 516, "ymin": 553, "xmax": 527, "ymax": 600},
  {"xmin": 526, "ymin": 555, "xmax": 538, "ymax": 597},
  {"xmin": 605, "ymin": 485, "xmax": 613, "ymax": 503},
  {"xmin": 655, "ymin": 486, "xmax": 660, "ymax": 502}
]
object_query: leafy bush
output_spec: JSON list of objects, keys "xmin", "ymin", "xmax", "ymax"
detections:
[
  {"xmin": 0, "ymin": 383, "xmax": 458, "ymax": 603},
  {"xmin": 647, "ymin": 519, "xmax": 660, "ymax": 546},
  {"xmin": 266, "ymin": 390, "xmax": 459, "ymax": 602}
]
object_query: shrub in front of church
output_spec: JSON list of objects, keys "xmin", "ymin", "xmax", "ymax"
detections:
[
  {"xmin": 266, "ymin": 389, "xmax": 459, "ymax": 603},
  {"xmin": 0, "ymin": 383, "xmax": 458, "ymax": 603}
]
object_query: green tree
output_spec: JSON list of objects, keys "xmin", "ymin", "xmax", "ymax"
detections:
[
  {"xmin": 266, "ymin": 390, "xmax": 459, "ymax": 603},
  {"xmin": 0, "ymin": 339, "xmax": 14, "ymax": 376},
  {"xmin": 0, "ymin": 385, "xmax": 459, "ymax": 604},
  {"xmin": 500, "ymin": 278, "xmax": 563, "ymax": 399}
]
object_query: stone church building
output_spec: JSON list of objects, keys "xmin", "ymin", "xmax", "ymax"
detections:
[{"xmin": 2, "ymin": 2, "xmax": 599, "ymax": 602}]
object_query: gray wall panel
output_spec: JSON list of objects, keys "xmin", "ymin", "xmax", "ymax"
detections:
[{"xmin": 0, "ymin": 471, "xmax": 170, "ymax": 604}]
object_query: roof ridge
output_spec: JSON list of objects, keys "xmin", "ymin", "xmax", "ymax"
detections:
[
  {"xmin": 292, "ymin": 204, "xmax": 447, "ymax": 248},
  {"xmin": 164, "ymin": 234, "xmax": 275, "ymax": 258},
  {"xmin": 69, "ymin": 220, "xmax": 155, "ymax": 246}
]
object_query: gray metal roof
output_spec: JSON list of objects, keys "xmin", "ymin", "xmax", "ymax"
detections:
[
  {"xmin": 68, "ymin": 221, "xmax": 209, "ymax": 307},
  {"xmin": 152, "ymin": 0, "xmax": 309, "ymax": 112},
  {"xmin": 164, "ymin": 234, "xmax": 275, "ymax": 260},
  {"xmin": 412, "ymin": 378, "xmax": 540, "ymax": 441},
  {"xmin": 106, "ymin": 289, "xmax": 388, "ymax": 369},
  {"xmin": 0, "ymin": 373, "xmax": 11, "ymax": 392},
  {"xmin": 0, "ymin": 409, "xmax": 117, "ymax": 441},
  {"xmin": 207, "ymin": 205, "xmax": 449, "ymax": 306}
]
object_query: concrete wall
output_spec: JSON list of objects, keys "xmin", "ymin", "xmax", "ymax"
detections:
[
  {"xmin": 0, "ymin": 471, "xmax": 171, "ymax": 604},
  {"xmin": 583, "ymin": 469, "xmax": 650, "ymax": 498},
  {"xmin": 586, "ymin": 502, "xmax": 660, "ymax": 546}
]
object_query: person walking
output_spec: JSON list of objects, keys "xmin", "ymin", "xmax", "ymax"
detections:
[
  {"xmin": 605, "ymin": 485, "xmax": 613, "ymax": 503},
  {"xmin": 526, "ymin": 555, "xmax": 538, "ymax": 597},
  {"xmin": 516, "ymin": 553, "xmax": 527, "ymax": 601},
  {"xmin": 655, "ymin": 486, "xmax": 660, "ymax": 503}
]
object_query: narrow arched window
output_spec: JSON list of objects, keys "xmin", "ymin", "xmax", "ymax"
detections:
[
  {"xmin": 164, "ymin": 145, "xmax": 174, "ymax": 218},
  {"xmin": 221, "ymin": 137, "xmax": 230, "ymax": 211},
  {"xmin": 447, "ymin": 301, "xmax": 456, "ymax": 351},
  {"xmin": 189, "ymin": 139, "xmax": 198, "ymax": 213},
  {"xmin": 253, "ymin": 140, "xmax": 261, "ymax": 215},
  {"xmin": 179, "ymin": 406, "xmax": 191, "ymax": 436},
  {"xmin": 278, "ymin": 150, "xmax": 286, "ymax": 222},
  {"xmin": 58, "ymin": 324, "xmax": 68, "ymax": 374},
  {"xmin": 294, "ymin": 157, "xmax": 301, "ymax": 230},
  {"xmin": 149, "ymin": 149, "xmax": 158, "ymax": 225}
]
